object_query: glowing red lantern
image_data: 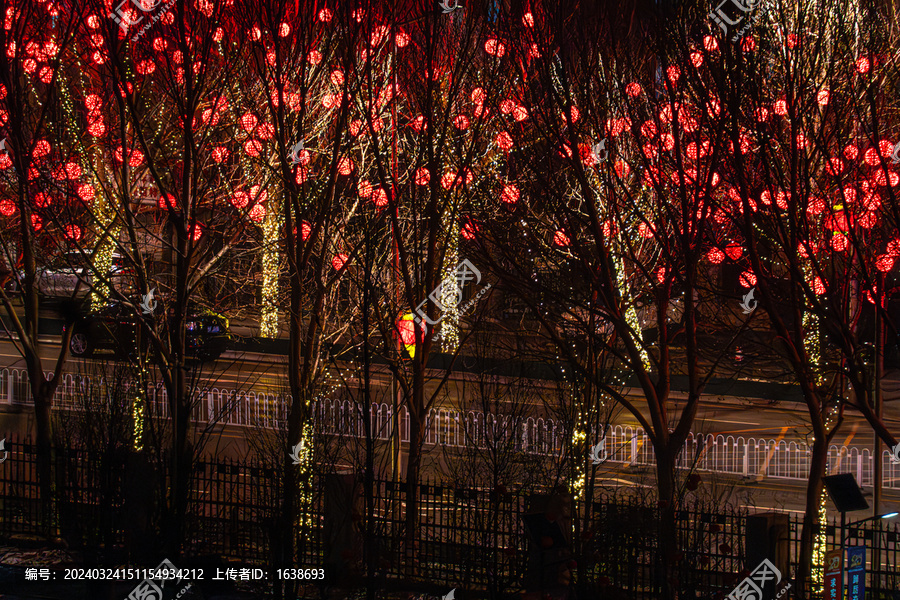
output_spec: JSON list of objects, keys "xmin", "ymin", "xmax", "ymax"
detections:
[
  {"xmin": 372, "ymin": 188, "xmax": 388, "ymax": 208},
  {"xmin": 876, "ymin": 255, "xmax": 894, "ymax": 272},
  {"xmin": 32, "ymin": 140, "xmax": 50, "ymax": 158},
  {"xmin": 189, "ymin": 223, "xmax": 203, "ymax": 242},
  {"xmin": 461, "ymin": 221, "xmax": 479, "ymax": 240},
  {"xmin": 707, "ymin": 248, "xmax": 725, "ymax": 264},
  {"xmin": 666, "ymin": 66, "xmax": 680, "ymax": 84},
  {"xmin": 240, "ymin": 113, "xmax": 258, "ymax": 132},
  {"xmin": 501, "ymin": 184, "xmax": 519, "ymax": 204},
  {"xmin": 64, "ymin": 225, "xmax": 82, "ymax": 241},
  {"xmin": 244, "ymin": 140, "xmax": 263, "ymax": 157},
  {"xmin": 158, "ymin": 194, "xmax": 176, "ymax": 210},
  {"xmin": 495, "ymin": 132, "xmax": 513, "ymax": 151},
  {"xmin": 0, "ymin": 199, "xmax": 15, "ymax": 216},
  {"xmin": 300, "ymin": 222, "xmax": 312, "ymax": 240},
  {"xmin": 441, "ymin": 171, "xmax": 457, "ymax": 190},
  {"xmin": 248, "ymin": 203, "xmax": 265, "ymax": 223},
  {"xmin": 332, "ymin": 253, "xmax": 349, "ymax": 270},
  {"xmin": 831, "ymin": 233, "xmax": 849, "ymax": 252},
  {"xmin": 337, "ymin": 157, "xmax": 354, "ymax": 175},
  {"xmin": 230, "ymin": 191, "xmax": 249, "ymax": 209},
  {"xmin": 415, "ymin": 168, "xmax": 430, "ymax": 186},
  {"xmin": 739, "ymin": 271, "xmax": 756, "ymax": 288},
  {"xmin": 453, "ymin": 114, "xmax": 470, "ymax": 130},
  {"xmin": 212, "ymin": 147, "xmax": 229, "ymax": 163},
  {"xmin": 812, "ymin": 277, "xmax": 826, "ymax": 295},
  {"xmin": 725, "ymin": 243, "xmax": 743, "ymax": 261},
  {"xmin": 553, "ymin": 230, "xmax": 570, "ymax": 247}
]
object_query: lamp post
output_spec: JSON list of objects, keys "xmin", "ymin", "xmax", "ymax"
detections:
[{"xmin": 842, "ymin": 511, "xmax": 899, "ymax": 544}]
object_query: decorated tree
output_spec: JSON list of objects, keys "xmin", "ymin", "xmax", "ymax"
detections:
[
  {"xmin": 229, "ymin": 3, "xmax": 367, "ymax": 596},
  {"xmin": 337, "ymin": 1, "xmax": 519, "ymax": 551},
  {"xmin": 691, "ymin": 0, "xmax": 900, "ymax": 591},
  {"xmin": 474, "ymin": 4, "xmax": 757, "ymax": 596},
  {"xmin": 0, "ymin": 0, "xmax": 89, "ymax": 531}
]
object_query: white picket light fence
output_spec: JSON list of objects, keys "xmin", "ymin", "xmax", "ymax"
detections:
[{"xmin": 2, "ymin": 367, "xmax": 899, "ymax": 489}]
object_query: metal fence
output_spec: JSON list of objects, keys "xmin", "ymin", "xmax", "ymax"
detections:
[
  {"xmin": 2, "ymin": 367, "xmax": 900, "ymax": 490},
  {"xmin": 1, "ymin": 434, "xmax": 899, "ymax": 598}
]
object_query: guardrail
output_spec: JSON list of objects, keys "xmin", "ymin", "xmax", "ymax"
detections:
[{"xmin": 2, "ymin": 367, "xmax": 899, "ymax": 489}]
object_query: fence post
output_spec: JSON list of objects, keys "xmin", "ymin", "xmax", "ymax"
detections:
[
  {"xmin": 631, "ymin": 433, "xmax": 638, "ymax": 464},
  {"xmin": 743, "ymin": 443, "xmax": 750, "ymax": 476}
]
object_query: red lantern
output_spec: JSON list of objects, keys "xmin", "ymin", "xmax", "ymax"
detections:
[
  {"xmin": 244, "ymin": 140, "xmax": 263, "ymax": 157},
  {"xmin": 300, "ymin": 222, "xmax": 312, "ymax": 241},
  {"xmin": 230, "ymin": 190, "xmax": 249, "ymax": 209},
  {"xmin": 707, "ymin": 248, "xmax": 725, "ymax": 264},
  {"xmin": 501, "ymin": 184, "xmax": 519, "ymax": 204},
  {"xmin": 33, "ymin": 192, "xmax": 52, "ymax": 208},
  {"xmin": 876, "ymin": 255, "xmax": 894, "ymax": 272},
  {"xmin": 831, "ymin": 233, "xmax": 849, "ymax": 252},
  {"xmin": 32, "ymin": 140, "xmax": 50, "ymax": 158},
  {"xmin": 248, "ymin": 204, "xmax": 265, "ymax": 223},
  {"xmin": 372, "ymin": 188, "xmax": 388, "ymax": 208},
  {"xmin": 461, "ymin": 221, "xmax": 478, "ymax": 240},
  {"xmin": 415, "ymin": 168, "xmax": 430, "ymax": 186},
  {"xmin": 337, "ymin": 157, "xmax": 354, "ymax": 175},
  {"xmin": 64, "ymin": 224, "xmax": 82, "ymax": 241},
  {"xmin": 240, "ymin": 113, "xmax": 257, "ymax": 132},
  {"xmin": 158, "ymin": 194, "xmax": 176, "ymax": 210},
  {"xmin": 0, "ymin": 199, "xmax": 15, "ymax": 216},
  {"xmin": 739, "ymin": 271, "xmax": 757, "ymax": 288},
  {"xmin": 495, "ymin": 131, "xmax": 513, "ymax": 151},
  {"xmin": 812, "ymin": 277, "xmax": 826, "ymax": 295},
  {"xmin": 725, "ymin": 243, "xmax": 743, "ymax": 261},
  {"xmin": 553, "ymin": 230, "xmax": 570, "ymax": 247},
  {"xmin": 332, "ymin": 253, "xmax": 349, "ymax": 270},
  {"xmin": 189, "ymin": 223, "xmax": 203, "ymax": 242},
  {"xmin": 212, "ymin": 147, "xmax": 229, "ymax": 163}
]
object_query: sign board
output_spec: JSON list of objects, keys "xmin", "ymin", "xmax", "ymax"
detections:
[
  {"xmin": 846, "ymin": 546, "xmax": 865, "ymax": 600},
  {"xmin": 823, "ymin": 549, "xmax": 843, "ymax": 600}
]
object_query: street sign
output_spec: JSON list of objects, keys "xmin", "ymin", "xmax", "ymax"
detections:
[
  {"xmin": 824, "ymin": 549, "xmax": 843, "ymax": 600},
  {"xmin": 846, "ymin": 546, "xmax": 865, "ymax": 600}
]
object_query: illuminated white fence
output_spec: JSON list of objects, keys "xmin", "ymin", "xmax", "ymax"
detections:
[{"xmin": 2, "ymin": 367, "xmax": 899, "ymax": 489}]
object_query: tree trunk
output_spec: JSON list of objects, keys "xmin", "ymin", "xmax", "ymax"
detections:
[
  {"xmin": 796, "ymin": 435, "xmax": 828, "ymax": 598},
  {"xmin": 404, "ymin": 374, "xmax": 425, "ymax": 570},
  {"xmin": 654, "ymin": 445, "xmax": 677, "ymax": 600},
  {"xmin": 166, "ymin": 363, "xmax": 192, "ymax": 559},
  {"xmin": 33, "ymin": 384, "xmax": 55, "ymax": 536}
]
